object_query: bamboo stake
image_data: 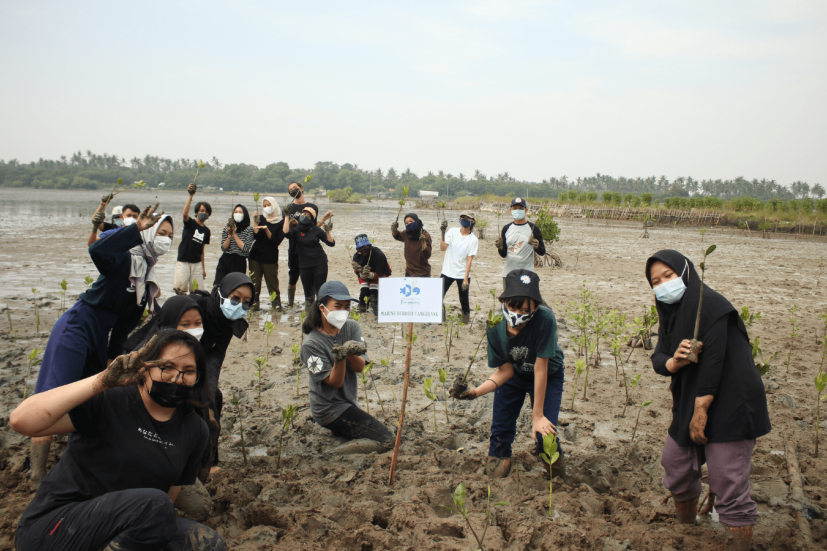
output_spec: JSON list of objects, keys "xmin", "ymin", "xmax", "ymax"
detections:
[{"xmin": 388, "ymin": 321, "xmax": 414, "ymax": 486}]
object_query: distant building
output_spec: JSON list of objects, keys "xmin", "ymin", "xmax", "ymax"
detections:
[
  {"xmin": 419, "ymin": 190, "xmax": 439, "ymax": 198},
  {"xmin": 158, "ymin": 182, "xmax": 166, "ymax": 187}
]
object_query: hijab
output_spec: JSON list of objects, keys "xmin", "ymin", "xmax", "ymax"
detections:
[
  {"xmin": 232, "ymin": 204, "xmax": 251, "ymax": 233},
  {"xmin": 645, "ymin": 249, "xmax": 745, "ymax": 354},
  {"xmin": 404, "ymin": 212, "xmax": 423, "ymax": 240},
  {"xmin": 192, "ymin": 272, "xmax": 253, "ymax": 342},
  {"xmin": 129, "ymin": 214, "xmax": 173, "ymax": 312},
  {"xmin": 123, "ymin": 295, "xmax": 202, "ymax": 352},
  {"xmin": 262, "ymin": 196, "xmax": 281, "ymax": 224}
]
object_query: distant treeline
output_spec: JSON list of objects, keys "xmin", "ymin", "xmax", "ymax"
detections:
[{"xmin": 1, "ymin": 151, "xmax": 823, "ymax": 202}]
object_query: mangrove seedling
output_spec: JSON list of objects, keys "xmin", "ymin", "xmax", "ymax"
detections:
[
  {"xmin": 540, "ymin": 432, "xmax": 560, "ymax": 517},
  {"xmin": 350, "ymin": 309, "xmax": 362, "ymax": 323},
  {"xmin": 423, "ymin": 376, "xmax": 438, "ymax": 432},
  {"xmin": 84, "ymin": 275, "xmax": 95, "ymax": 288},
  {"xmin": 299, "ymin": 311, "xmax": 306, "ymax": 345},
  {"xmin": 818, "ymin": 255, "xmax": 825, "ymax": 287},
  {"xmin": 630, "ymin": 399, "xmax": 653, "ymax": 444},
  {"xmin": 359, "ymin": 361, "xmax": 376, "ymax": 414},
  {"xmin": 686, "ymin": 245, "xmax": 716, "ymax": 363},
  {"xmin": 291, "ymin": 343, "xmax": 301, "ymax": 397},
  {"xmin": 785, "ymin": 304, "xmax": 799, "ymax": 376},
  {"xmin": 253, "ymin": 357, "xmax": 265, "ymax": 407},
  {"xmin": 444, "ymin": 312, "xmax": 462, "ymax": 362},
  {"xmin": 570, "ymin": 359, "xmax": 585, "ymax": 411},
  {"xmin": 59, "ymin": 279, "xmax": 67, "ymax": 315},
  {"xmin": 31, "ymin": 288, "xmax": 39, "ymax": 334},
  {"xmin": 264, "ymin": 320, "xmax": 275, "ymax": 362},
  {"xmin": 106, "ymin": 177, "xmax": 147, "ymax": 201},
  {"xmin": 390, "ymin": 322, "xmax": 400, "ymax": 356},
  {"xmin": 23, "ymin": 348, "xmax": 41, "ymax": 399},
  {"xmin": 453, "ymin": 309, "xmax": 502, "ymax": 396},
  {"xmin": 277, "ymin": 404, "xmax": 298, "ymax": 468},
  {"xmin": 624, "ymin": 373, "xmax": 642, "ymax": 417},
  {"xmin": 440, "ymin": 483, "xmax": 508, "ymax": 551},
  {"xmin": 815, "ymin": 371, "xmax": 827, "ymax": 457},
  {"xmin": 437, "ymin": 367, "xmax": 450, "ymax": 422},
  {"xmin": 490, "ymin": 288, "xmax": 497, "ymax": 309},
  {"xmin": 699, "ymin": 227, "xmax": 708, "ymax": 244},
  {"xmin": 395, "ymin": 186, "xmax": 410, "ymax": 223},
  {"xmin": 231, "ymin": 393, "xmax": 248, "ymax": 466},
  {"xmin": 469, "ymin": 304, "xmax": 481, "ymax": 333},
  {"xmin": 5, "ymin": 305, "xmax": 12, "ymax": 335},
  {"xmin": 381, "ymin": 357, "xmax": 397, "ymax": 400},
  {"xmin": 192, "ymin": 279, "xmax": 199, "ymax": 291}
]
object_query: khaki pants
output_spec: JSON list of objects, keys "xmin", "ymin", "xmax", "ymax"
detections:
[
  {"xmin": 174, "ymin": 261, "xmax": 205, "ymax": 294},
  {"xmin": 249, "ymin": 259, "xmax": 281, "ymax": 309}
]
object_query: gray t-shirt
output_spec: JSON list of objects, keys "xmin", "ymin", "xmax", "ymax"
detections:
[
  {"xmin": 301, "ymin": 320, "xmax": 369, "ymax": 425},
  {"xmin": 502, "ymin": 222, "xmax": 536, "ymax": 276}
]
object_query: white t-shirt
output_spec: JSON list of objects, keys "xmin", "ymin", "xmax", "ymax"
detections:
[
  {"xmin": 502, "ymin": 222, "xmax": 536, "ymax": 276},
  {"xmin": 441, "ymin": 227, "xmax": 479, "ymax": 279}
]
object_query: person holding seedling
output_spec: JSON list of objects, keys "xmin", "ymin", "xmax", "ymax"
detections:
[
  {"xmin": 283, "ymin": 204, "xmax": 335, "ymax": 314},
  {"xmin": 495, "ymin": 198, "xmax": 545, "ymax": 288},
  {"xmin": 175, "ymin": 182, "xmax": 211, "ymax": 294},
  {"xmin": 213, "ymin": 204, "xmax": 254, "ymax": 286},
  {"xmin": 391, "ymin": 212, "xmax": 432, "ymax": 276},
  {"xmin": 301, "ymin": 281, "xmax": 395, "ymax": 449},
  {"xmin": 249, "ymin": 195, "xmax": 285, "ymax": 311},
  {"xmin": 31, "ymin": 204, "xmax": 172, "ymax": 485},
  {"xmin": 11, "ymin": 330, "xmax": 226, "ymax": 551},
  {"xmin": 88, "ymin": 202, "xmax": 141, "ymax": 246},
  {"xmin": 439, "ymin": 211, "xmax": 479, "ymax": 324},
  {"xmin": 450, "ymin": 269, "xmax": 566, "ymax": 480},
  {"xmin": 351, "ymin": 234, "xmax": 391, "ymax": 314},
  {"xmin": 646, "ymin": 250, "xmax": 770, "ymax": 548}
]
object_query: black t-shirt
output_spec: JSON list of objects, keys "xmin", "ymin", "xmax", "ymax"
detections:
[
  {"xmin": 286, "ymin": 225, "xmax": 333, "ymax": 269},
  {"xmin": 249, "ymin": 219, "xmax": 285, "ymax": 264},
  {"xmin": 487, "ymin": 306, "xmax": 565, "ymax": 375},
  {"xmin": 18, "ymin": 385, "xmax": 208, "ymax": 526},
  {"xmin": 352, "ymin": 246, "xmax": 392, "ymax": 276},
  {"xmin": 177, "ymin": 217, "xmax": 211, "ymax": 263},
  {"xmin": 287, "ymin": 202, "xmax": 319, "ymax": 256}
]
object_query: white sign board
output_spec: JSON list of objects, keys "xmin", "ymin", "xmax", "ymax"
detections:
[{"xmin": 378, "ymin": 277, "xmax": 444, "ymax": 323}]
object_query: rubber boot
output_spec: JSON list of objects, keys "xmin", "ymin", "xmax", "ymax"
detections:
[
  {"xmin": 675, "ymin": 496, "xmax": 699, "ymax": 525},
  {"xmin": 271, "ymin": 294, "xmax": 283, "ymax": 313},
  {"xmin": 357, "ymin": 301, "xmax": 367, "ymax": 313},
  {"xmin": 30, "ymin": 436, "xmax": 52, "ymax": 488},
  {"xmin": 461, "ymin": 312, "xmax": 471, "ymax": 325},
  {"xmin": 287, "ymin": 285, "xmax": 296, "ymax": 308},
  {"xmin": 485, "ymin": 457, "xmax": 512, "ymax": 479},
  {"xmin": 369, "ymin": 294, "xmax": 379, "ymax": 315},
  {"xmin": 722, "ymin": 524, "xmax": 754, "ymax": 551},
  {"xmin": 304, "ymin": 298, "xmax": 314, "ymax": 316}
]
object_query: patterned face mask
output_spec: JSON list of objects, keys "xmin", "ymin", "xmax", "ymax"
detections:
[{"xmin": 501, "ymin": 303, "xmax": 536, "ymax": 328}]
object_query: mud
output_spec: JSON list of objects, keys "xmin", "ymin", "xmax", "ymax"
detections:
[{"xmin": 0, "ymin": 188, "xmax": 826, "ymax": 550}]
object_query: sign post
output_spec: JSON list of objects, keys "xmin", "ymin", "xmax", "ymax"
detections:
[{"xmin": 379, "ymin": 277, "xmax": 443, "ymax": 485}]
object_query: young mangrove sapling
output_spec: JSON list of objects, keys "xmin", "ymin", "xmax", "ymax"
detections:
[
  {"xmin": 84, "ymin": 275, "xmax": 95, "ymax": 289},
  {"xmin": 437, "ymin": 367, "xmax": 450, "ymax": 423},
  {"xmin": 440, "ymin": 483, "xmax": 508, "ymax": 551},
  {"xmin": 31, "ymin": 288, "xmax": 39, "ymax": 334},
  {"xmin": 277, "ymin": 404, "xmax": 298, "ymax": 468},
  {"xmin": 253, "ymin": 357, "xmax": 265, "ymax": 407},
  {"xmin": 291, "ymin": 343, "xmax": 301, "ymax": 397},
  {"xmin": 5, "ymin": 305, "xmax": 12, "ymax": 335},
  {"xmin": 785, "ymin": 304, "xmax": 799, "ymax": 376},
  {"xmin": 815, "ymin": 371, "xmax": 827, "ymax": 457},
  {"xmin": 395, "ymin": 186, "xmax": 410, "ymax": 224},
  {"xmin": 422, "ymin": 376, "xmax": 438, "ymax": 432},
  {"xmin": 23, "ymin": 348, "xmax": 41, "ymax": 399},
  {"xmin": 59, "ymin": 279, "xmax": 67, "ymax": 315},
  {"xmin": 570, "ymin": 359, "xmax": 585, "ymax": 411},
  {"xmin": 686, "ymin": 245, "xmax": 716, "ymax": 363},
  {"xmin": 381, "ymin": 357, "xmax": 397, "ymax": 400},
  {"xmin": 540, "ymin": 432, "xmax": 560, "ymax": 517},
  {"xmin": 630, "ymin": 399, "xmax": 653, "ymax": 444},
  {"xmin": 623, "ymin": 373, "xmax": 642, "ymax": 418},
  {"xmin": 451, "ymin": 309, "xmax": 502, "ymax": 397},
  {"xmin": 231, "ymin": 393, "xmax": 248, "ymax": 467}
]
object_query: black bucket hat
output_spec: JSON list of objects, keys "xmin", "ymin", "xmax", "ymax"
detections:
[{"xmin": 499, "ymin": 269, "xmax": 543, "ymax": 304}]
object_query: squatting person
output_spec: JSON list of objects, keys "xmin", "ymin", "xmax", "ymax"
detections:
[
  {"xmin": 439, "ymin": 211, "xmax": 479, "ymax": 324},
  {"xmin": 350, "ymin": 233, "xmax": 392, "ymax": 314},
  {"xmin": 495, "ymin": 197, "xmax": 545, "ymax": 288},
  {"xmin": 174, "ymin": 182, "xmax": 211, "ymax": 294},
  {"xmin": 391, "ymin": 212, "xmax": 432, "ymax": 277},
  {"xmin": 646, "ymin": 250, "xmax": 771, "ymax": 548}
]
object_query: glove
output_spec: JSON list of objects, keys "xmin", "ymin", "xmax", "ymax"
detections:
[
  {"xmin": 91, "ymin": 211, "xmax": 105, "ymax": 228},
  {"xmin": 187, "ymin": 183, "xmax": 197, "ymax": 196},
  {"xmin": 360, "ymin": 266, "xmax": 373, "ymax": 280},
  {"xmin": 391, "ymin": 221, "xmax": 399, "ymax": 232},
  {"xmin": 332, "ymin": 340, "xmax": 367, "ymax": 361},
  {"xmin": 495, "ymin": 237, "xmax": 504, "ymax": 250},
  {"xmin": 324, "ymin": 220, "xmax": 333, "ymax": 232},
  {"xmin": 440, "ymin": 220, "xmax": 448, "ymax": 237},
  {"xmin": 101, "ymin": 193, "xmax": 114, "ymax": 205},
  {"xmin": 351, "ymin": 260, "xmax": 362, "ymax": 272}
]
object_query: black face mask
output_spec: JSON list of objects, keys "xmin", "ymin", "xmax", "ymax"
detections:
[
  {"xmin": 289, "ymin": 188, "xmax": 302, "ymax": 198},
  {"xmin": 298, "ymin": 214, "xmax": 313, "ymax": 228},
  {"xmin": 148, "ymin": 380, "xmax": 194, "ymax": 408}
]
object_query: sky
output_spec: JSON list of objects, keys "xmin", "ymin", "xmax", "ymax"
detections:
[{"xmin": 1, "ymin": 0, "xmax": 825, "ymax": 185}]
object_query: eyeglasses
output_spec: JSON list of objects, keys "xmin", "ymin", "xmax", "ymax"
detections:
[
  {"xmin": 157, "ymin": 366, "xmax": 200, "ymax": 385},
  {"xmin": 219, "ymin": 291, "xmax": 252, "ymax": 310}
]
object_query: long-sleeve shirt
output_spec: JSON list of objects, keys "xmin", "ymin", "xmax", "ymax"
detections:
[
  {"xmin": 498, "ymin": 221, "xmax": 545, "ymax": 276},
  {"xmin": 220, "ymin": 226, "xmax": 254, "ymax": 257},
  {"xmin": 392, "ymin": 230, "xmax": 432, "ymax": 277},
  {"xmin": 651, "ymin": 313, "xmax": 771, "ymax": 447},
  {"xmin": 286, "ymin": 226, "xmax": 334, "ymax": 269},
  {"xmin": 249, "ymin": 219, "xmax": 285, "ymax": 265}
]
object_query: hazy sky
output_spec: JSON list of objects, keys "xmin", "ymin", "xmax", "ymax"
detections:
[{"xmin": 1, "ymin": 1, "xmax": 825, "ymax": 184}]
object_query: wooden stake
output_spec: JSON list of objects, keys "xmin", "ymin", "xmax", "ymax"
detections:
[{"xmin": 388, "ymin": 321, "xmax": 414, "ymax": 486}]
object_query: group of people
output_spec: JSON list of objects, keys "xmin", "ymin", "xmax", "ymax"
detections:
[{"xmin": 10, "ymin": 190, "xmax": 770, "ymax": 550}]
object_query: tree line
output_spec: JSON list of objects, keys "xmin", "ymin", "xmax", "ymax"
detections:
[{"xmin": 0, "ymin": 151, "xmax": 822, "ymax": 202}]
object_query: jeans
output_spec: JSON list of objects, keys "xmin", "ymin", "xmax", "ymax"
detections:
[
  {"xmin": 299, "ymin": 264, "xmax": 328, "ymax": 301},
  {"xmin": 249, "ymin": 259, "xmax": 280, "ymax": 309},
  {"xmin": 441, "ymin": 275, "xmax": 470, "ymax": 314},
  {"xmin": 16, "ymin": 489, "xmax": 226, "ymax": 551},
  {"xmin": 323, "ymin": 405, "xmax": 395, "ymax": 448},
  {"xmin": 489, "ymin": 367, "xmax": 565, "ymax": 458}
]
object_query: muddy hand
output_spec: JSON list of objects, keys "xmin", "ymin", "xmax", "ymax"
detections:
[
  {"xmin": 461, "ymin": 281, "xmax": 469, "ymax": 291},
  {"xmin": 324, "ymin": 220, "xmax": 333, "ymax": 232},
  {"xmin": 529, "ymin": 235, "xmax": 540, "ymax": 250},
  {"xmin": 351, "ymin": 260, "xmax": 362, "ymax": 272},
  {"xmin": 390, "ymin": 221, "xmax": 398, "ymax": 233},
  {"xmin": 100, "ymin": 334, "xmax": 165, "ymax": 389},
  {"xmin": 440, "ymin": 219, "xmax": 448, "ymax": 237},
  {"xmin": 494, "ymin": 236, "xmax": 504, "ymax": 250},
  {"xmin": 187, "ymin": 183, "xmax": 197, "ymax": 196},
  {"xmin": 137, "ymin": 203, "xmax": 164, "ymax": 231},
  {"xmin": 689, "ymin": 407, "xmax": 708, "ymax": 445},
  {"xmin": 360, "ymin": 266, "xmax": 372, "ymax": 280},
  {"xmin": 282, "ymin": 204, "xmax": 291, "ymax": 217},
  {"xmin": 101, "ymin": 193, "xmax": 114, "ymax": 205},
  {"xmin": 449, "ymin": 386, "xmax": 477, "ymax": 400},
  {"xmin": 91, "ymin": 211, "xmax": 105, "ymax": 229},
  {"xmin": 333, "ymin": 340, "xmax": 367, "ymax": 361}
]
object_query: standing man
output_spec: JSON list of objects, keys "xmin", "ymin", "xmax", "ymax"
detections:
[
  {"xmin": 174, "ymin": 182, "xmax": 211, "ymax": 294},
  {"xmin": 283, "ymin": 181, "xmax": 333, "ymax": 309},
  {"xmin": 439, "ymin": 211, "xmax": 479, "ymax": 324},
  {"xmin": 88, "ymin": 201, "xmax": 141, "ymax": 246},
  {"xmin": 495, "ymin": 198, "xmax": 545, "ymax": 288}
]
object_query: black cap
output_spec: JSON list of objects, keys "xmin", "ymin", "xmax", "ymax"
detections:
[
  {"xmin": 499, "ymin": 269, "xmax": 543, "ymax": 304},
  {"xmin": 317, "ymin": 281, "xmax": 359, "ymax": 302}
]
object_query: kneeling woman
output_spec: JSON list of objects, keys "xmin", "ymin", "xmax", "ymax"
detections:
[
  {"xmin": 301, "ymin": 281, "xmax": 395, "ymax": 448},
  {"xmin": 11, "ymin": 330, "xmax": 225, "ymax": 551},
  {"xmin": 646, "ymin": 250, "xmax": 770, "ymax": 547},
  {"xmin": 452, "ymin": 269, "xmax": 566, "ymax": 479}
]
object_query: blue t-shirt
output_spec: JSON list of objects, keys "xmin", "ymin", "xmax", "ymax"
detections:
[{"xmin": 487, "ymin": 306, "xmax": 564, "ymax": 375}]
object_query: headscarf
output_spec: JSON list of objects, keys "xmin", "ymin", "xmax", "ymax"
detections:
[
  {"xmin": 232, "ymin": 204, "xmax": 251, "ymax": 233},
  {"xmin": 262, "ymin": 196, "xmax": 281, "ymax": 224},
  {"xmin": 645, "ymin": 249, "xmax": 745, "ymax": 354},
  {"xmin": 404, "ymin": 212, "xmax": 423, "ymax": 240},
  {"xmin": 122, "ymin": 295, "xmax": 202, "ymax": 352},
  {"xmin": 193, "ymin": 272, "xmax": 254, "ymax": 342},
  {"xmin": 129, "ymin": 214, "xmax": 173, "ymax": 312}
]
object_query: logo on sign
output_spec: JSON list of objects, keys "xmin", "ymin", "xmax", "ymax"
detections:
[{"xmin": 399, "ymin": 285, "xmax": 420, "ymax": 297}]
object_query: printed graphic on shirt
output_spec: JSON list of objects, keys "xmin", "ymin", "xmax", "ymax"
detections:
[
  {"xmin": 193, "ymin": 229, "xmax": 206, "ymax": 244},
  {"xmin": 509, "ymin": 346, "xmax": 534, "ymax": 372},
  {"xmin": 306, "ymin": 355, "xmax": 324, "ymax": 374},
  {"xmin": 138, "ymin": 427, "xmax": 176, "ymax": 447},
  {"xmin": 508, "ymin": 240, "xmax": 525, "ymax": 253}
]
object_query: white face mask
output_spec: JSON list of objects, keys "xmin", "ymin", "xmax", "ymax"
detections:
[
  {"xmin": 184, "ymin": 327, "xmax": 204, "ymax": 339},
  {"xmin": 233, "ymin": 213, "xmax": 244, "ymax": 223},
  {"xmin": 322, "ymin": 305, "xmax": 349, "ymax": 330},
  {"xmin": 123, "ymin": 216, "xmax": 137, "ymax": 226},
  {"xmin": 153, "ymin": 235, "xmax": 172, "ymax": 256},
  {"xmin": 263, "ymin": 206, "xmax": 275, "ymax": 215},
  {"xmin": 653, "ymin": 262, "xmax": 688, "ymax": 304}
]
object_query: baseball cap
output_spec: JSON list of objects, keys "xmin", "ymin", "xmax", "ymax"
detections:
[
  {"xmin": 317, "ymin": 281, "xmax": 359, "ymax": 302},
  {"xmin": 111, "ymin": 206, "xmax": 123, "ymax": 217},
  {"xmin": 459, "ymin": 210, "xmax": 476, "ymax": 220},
  {"xmin": 499, "ymin": 269, "xmax": 543, "ymax": 304},
  {"xmin": 511, "ymin": 197, "xmax": 528, "ymax": 208}
]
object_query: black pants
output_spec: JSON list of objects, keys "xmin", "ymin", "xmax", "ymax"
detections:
[
  {"xmin": 287, "ymin": 252, "xmax": 300, "ymax": 286},
  {"xmin": 323, "ymin": 405, "xmax": 395, "ymax": 448},
  {"xmin": 299, "ymin": 264, "xmax": 328, "ymax": 302},
  {"xmin": 16, "ymin": 488, "xmax": 226, "ymax": 551},
  {"xmin": 213, "ymin": 253, "xmax": 247, "ymax": 287},
  {"xmin": 249, "ymin": 259, "xmax": 280, "ymax": 309},
  {"xmin": 442, "ymin": 275, "xmax": 470, "ymax": 314}
]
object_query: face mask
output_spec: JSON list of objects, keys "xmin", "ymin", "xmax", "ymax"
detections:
[
  {"xmin": 263, "ymin": 206, "xmax": 275, "ymax": 215},
  {"xmin": 502, "ymin": 303, "xmax": 536, "ymax": 328},
  {"xmin": 511, "ymin": 209, "xmax": 526, "ymax": 221},
  {"xmin": 653, "ymin": 262, "xmax": 688, "ymax": 304},
  {"xmin": 148, "ymin": 379, "xmax": 194, "ymax": 408},
  {"xmin": 233, "ymin": 213, "xmax": 244, "ymax": 223},
  {"xmin": 197, "ymin": 213, "xmax": 209, "ymax": 222},
  {"xmin": 184, "ymin": 327, "xmax": 204, "ymax": 339},
  {"xmin": 114, "ymin": 218, "xmax": 123, "ymax": 227},
  {"xmin": 299, "ymin": 214, "xmax": 312, "ymax": 226},
  {"xmin": 322, "ymin": 305, "xmax": 349, "ymax": 330},
  {"xmin": 153, "ymin": 236, "xmax": 172, "ymax": 256},
  {"xmin": 459, "ymin": 219, "xmax": 472, "ymax": 228},
  {"xmin": 219, "ymin": 291, "xmax": 247, "ymax": 320},
  {"xmin": 123, "ymin": 216, "xmax": 137, "ymax": 226},
  {"xmin": 289, "ymin": 188, "xmax": 302, "ymax": 198},
  {"xmin": 406, "ymin": 222, "xmax": 419, "ymax": 232}
]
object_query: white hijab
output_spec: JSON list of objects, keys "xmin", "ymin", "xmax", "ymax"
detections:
[
  {"xmin": 128, "ymin": 214, "xmax": 173, "ymax": 311},
  {"xmin": 262, "ymin": 196, "xmax": 281, "ymax": 224}
]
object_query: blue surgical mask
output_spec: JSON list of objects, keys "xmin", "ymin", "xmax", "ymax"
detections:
[
  {"xmin": 113, "ymin": 218, "xmax": 123, "ymax": 227},
  {"xmin": 653, "ymin": 262, "xmax": 688, "ymax": 304},
  {"xmin": 219, "ymin": 291, "xmax": 247, "ymax": 320},
  {"xmin": 511, "ymin": 209, "xmax": 525, "ymax": 221},
  {"xmin": 460, "ymin": 219, "xmax": 472, "ymax": 228}
]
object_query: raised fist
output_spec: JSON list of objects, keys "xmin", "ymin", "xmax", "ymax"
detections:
[
  {"xmin": 440, "ymin": 220, "xmax": 448, "ymax": 236},
  {"xmin": 391, "ymin": 221, "xmax": 399, "ymax": 232},
  {"xmin": 91, "ymin": 211, "xmax": 106, "ymax": 229},
  {"xmin": 187, "ymin": 183, "xmax": 197, "ymax": 196}
]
